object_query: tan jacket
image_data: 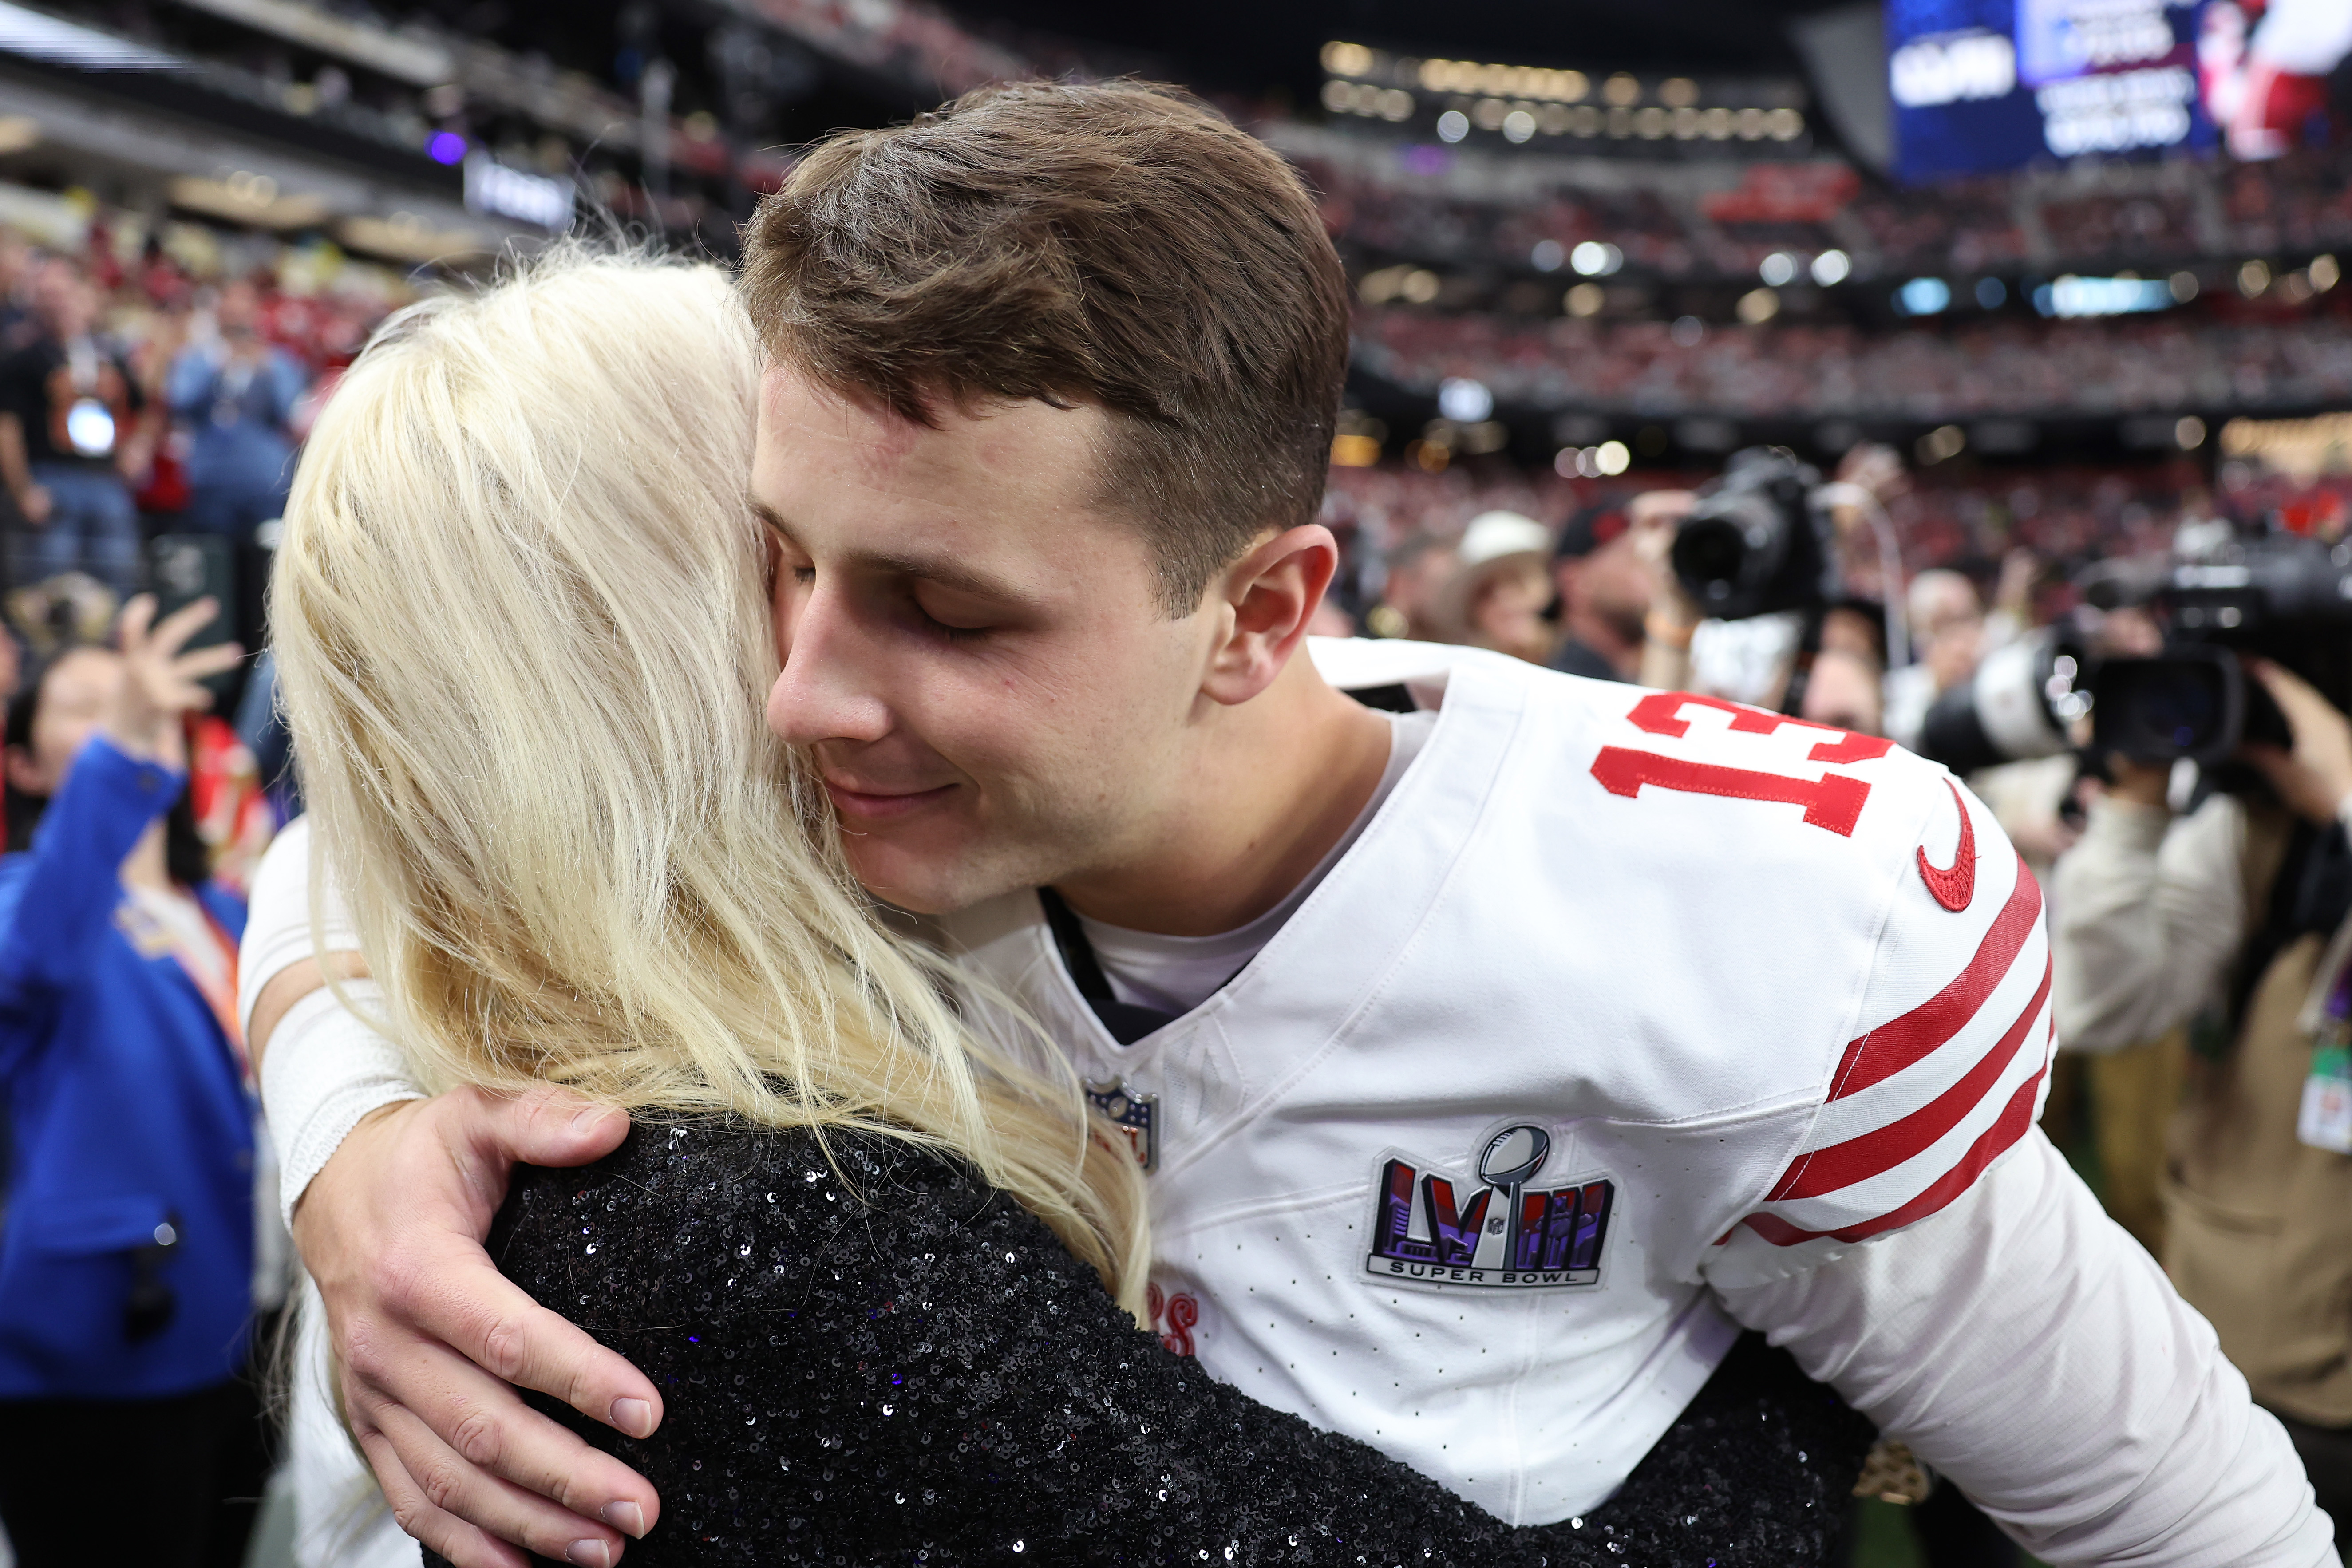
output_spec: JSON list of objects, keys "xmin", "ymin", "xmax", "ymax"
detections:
[{"xmin": 2056, "ymin": 795, "xmax": 2352, "ymax": 1425}]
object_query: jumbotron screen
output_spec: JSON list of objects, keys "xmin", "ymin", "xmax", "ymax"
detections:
[{"xmin": 1888, "ymin": 0, "xmax": 2352, "ymax": 181}]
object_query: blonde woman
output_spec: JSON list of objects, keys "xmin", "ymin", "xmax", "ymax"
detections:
[{"xmin": 269, "ymin": 251, "xmax": 1867, "ymax": 1566}]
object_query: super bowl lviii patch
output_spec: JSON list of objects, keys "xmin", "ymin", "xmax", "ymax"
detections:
[{"xmin": 1364, "ymin": 1124, "xmax": 1614, "ymax": 1289}]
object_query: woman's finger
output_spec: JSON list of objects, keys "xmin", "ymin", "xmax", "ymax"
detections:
[
  {"xmin": 148, "ymin": 596, "xmax": 222, "ymax": 660},
  {"xmin": 115, "ymin": 592, "xmax": 157, "ymax": 651},
  {"xmin": 353, "ymin": 1422, "xmax": 538, "ymax": 1568},
  {"xmin": 171, "ymin": 642, "xmax": 247, "ymax": 681}
]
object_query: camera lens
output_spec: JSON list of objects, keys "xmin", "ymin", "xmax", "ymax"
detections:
[{"xmin": 1672, "ymin": 517, "xmax": 1751, "ymax": 604}]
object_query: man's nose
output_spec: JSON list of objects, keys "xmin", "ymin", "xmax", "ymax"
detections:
[{"xmin": 766, "ymin": 585, "xmax": 893, "ymax": 748}]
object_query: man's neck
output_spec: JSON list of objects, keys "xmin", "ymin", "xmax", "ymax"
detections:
[
  {"xmin": 1053, "ymin": 654, "xmax": 1394, "ymax": 937},
  {"xmin": 1564, "ymin": 601, "xmax": 1642, "ymax": 679}
]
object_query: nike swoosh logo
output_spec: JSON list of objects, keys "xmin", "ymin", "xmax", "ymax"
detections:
[{"xmin": 1917, "ymin": 778, "xmax": 1977, "ymax": 912}]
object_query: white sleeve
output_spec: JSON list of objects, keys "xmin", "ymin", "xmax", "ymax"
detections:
[
  {"xmin": 2051, "ymin": 795, "xmax": 2245, "ymax": 1053},
  {"xmin": 1714, "ymin": 1129, "xmax": 2333, "ymax": 1568},
  {"xmin": 241, "ymin": 818, "xmax": 426, "ymax": 1228}
]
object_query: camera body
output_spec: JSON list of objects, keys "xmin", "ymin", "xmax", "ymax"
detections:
[
  {"xmin": 2096, "ymin": 534, "xmax": 2352, "ymax": 764},
  {"xmin": 1914, "ymin": 533, "xmax": 2352, "ymax": 776},
  {"xmin": 1670, "ymin": 447, "xmax": 1842, "ymax": 622}
]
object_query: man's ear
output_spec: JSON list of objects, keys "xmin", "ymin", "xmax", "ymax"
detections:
[{"xmin": 1200, "ymin": 524, "xmax": 1340, "ymax": 707}]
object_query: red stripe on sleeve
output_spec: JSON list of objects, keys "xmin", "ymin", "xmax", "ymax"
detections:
[
  {"xmin": 1826, "ymin": 857, "xmax": 2043, "ymax": 1102},
  {"xmin": 1742, "ymin": 1043, "xmax": 2049, "ymax": 1248},
  {"xmin": 1768, "ymin": 959, "xmax": 2051, "ymax": 1201}
]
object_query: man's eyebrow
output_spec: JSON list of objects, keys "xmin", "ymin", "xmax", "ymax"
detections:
[{"xmin": 747, "ymin": 497, "xmax": 1040, "ymax": 606}]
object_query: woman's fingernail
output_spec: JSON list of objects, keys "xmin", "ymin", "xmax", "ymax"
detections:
[
  {"xmin": 565, "ymin": 1542, "xmax": 612, "ymax": 1568},
  {"xmin": 602, "ymin": 1500, "xmax": 647, "ymax": 1537},
  {"xmin": 611, "ymin": 1397, "xmax": 655, "ymax": 1438}
]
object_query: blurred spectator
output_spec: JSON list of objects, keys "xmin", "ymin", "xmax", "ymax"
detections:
[
  {"xmin": 1798, "ymin": 647, "xmax": 1886, "ymax": 736},
  {"xmin": 2052, "ymin": 655, "xmax": 2352, "ymax": 1530},
  {"xmin": 1367, "ymin": 531, "xmax": 1458, "ymax": 641},
  {"xmin": 1884, "ymin": 569, "xmax": 1988, "ymax": 750},
  {"xmin": 0, "ymin": 259, "xmax": 151, "ymax": 600},
  {"xmin": 1547, "ymin": 501, "xmax": 1651, "ymax": 681},
  {"xmin": 167, "ymin": 282, "xmax": 306, "ymax": 543},
  {"xmin": 0, "ymin": 233, "xmax": 33, "ymax": 354},
  {"xmin": 1431, "ymin": 509, "xmax": 1554, "ymax": 664},
  {"xmin": 0, "ymin": 595, "xmax": 262, "ymax": 1568}
]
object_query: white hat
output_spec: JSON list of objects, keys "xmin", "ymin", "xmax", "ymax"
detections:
[{"xmin": 1458, "ymin": 510, "xmax": 1552, "ymax": 568}]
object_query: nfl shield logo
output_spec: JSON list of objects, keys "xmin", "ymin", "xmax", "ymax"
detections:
[{"xmin": 1085, "ymin": 1077, "xmax": 1158, "ymax": 1172}]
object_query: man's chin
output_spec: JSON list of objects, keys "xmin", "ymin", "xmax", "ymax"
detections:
[{"xmin": 839, "ymin": 830, "xmax": 1027, "ymax": 919}]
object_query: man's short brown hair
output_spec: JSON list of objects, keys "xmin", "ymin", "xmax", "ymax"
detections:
[{"xmin": 739, "ymin": 80, "xmax": 1350, "ymax": 613}]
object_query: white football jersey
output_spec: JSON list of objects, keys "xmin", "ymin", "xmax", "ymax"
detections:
[{"xmin": 940, "ymin": 647, "xmax": 2055, "ymax": 1525}]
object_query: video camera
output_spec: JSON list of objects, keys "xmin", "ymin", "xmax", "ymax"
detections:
[
  {"xmin": 1917, "ymin": 533, "xmax": 2352, "ymax": 776},
  {"xmin": 1670, "ymin": 447, "xmax": 1843, "ymax": 622}
]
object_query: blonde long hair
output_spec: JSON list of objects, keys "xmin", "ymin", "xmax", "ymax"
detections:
[{"xmin": 272, "ymin": 249, "xmax": 1149, "ymax": 1312}]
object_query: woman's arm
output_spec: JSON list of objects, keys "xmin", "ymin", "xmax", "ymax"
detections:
[
  {"xmin": 447, "ymin": 1122, "xmax": 1870, "ymax": 1567},
  {"xmin": 0, "ymin": 734, "xmax": 181, "ymax": 1009},
  {"xmin": 0, "ymin": 596, "xmax": 243, "ymax": 1014}
]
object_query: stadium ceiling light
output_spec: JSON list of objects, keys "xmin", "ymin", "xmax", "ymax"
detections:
[
  {"xmin": 1759, "ymin": 251, "xmax": 1797, "ymax": 287},
  {"xmin": 1503, "ymin": 109, "xmax": 1537, "ymax": 143},
  {"xmin": 1594, "ymin": 439, "xmax": 1631, "ymax": 475},
  {"xmin": 1530, "ymin": 240, "xmax": 1565, "ymax": 273},
  {"xmin": 1737, "ymin": 288, "xmax": 1781, "ymax": 324},
  {"xmin": 1895, "ymin": 277, "xmax": 1952, "ymax": 315},
  {"xmin": 1976, "ymin": 276, "xmax": 2008, "ymax": 308},
  {"xmin": 1435, "ymin": 109, "xmax": 1469, "ymax": 143},
  {"xmin": 2032, "ymin": 275, "xmax": 2175, "ymax": 318},
  {"xmin": 2315, "ymin": 255, "xmax": 2342, "ymax": 292},
  {"xmin": 1811, "ymin": 249, "xmax": 1851, "ymax": 286},
  {"xmin": 1437, "ymin": 377, "xmax": 1494, "ymax": 423},
  {"xmin": 1570, "ymin": 241, "xmax": 1622, "ymax": 276}
]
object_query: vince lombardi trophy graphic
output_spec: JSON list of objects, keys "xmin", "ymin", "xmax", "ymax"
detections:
[{"xmin": 1471, "ymin": 1125, "xmax": 1550, "ymax": 1271}]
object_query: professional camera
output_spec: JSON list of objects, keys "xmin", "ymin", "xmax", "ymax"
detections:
[
  {"xmin": 1915, "ymin": 533, "xmax": 2352, "ymax": 775},
  {"xmin": 1670, "ymin": 447, "xmax": 1842, "ymax": 621}
]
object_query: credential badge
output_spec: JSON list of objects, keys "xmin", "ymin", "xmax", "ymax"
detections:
[
  {"xmin": 1085, "ymin": 1077, "xmax": 1158, "ymax": 1172},
  {"xmin": 1364, "ymin": 1123, "xmax": 1615, "ymax": 1289}
]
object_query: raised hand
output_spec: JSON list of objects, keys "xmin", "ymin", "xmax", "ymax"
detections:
[
  {"xmin": 2243, "ymin": 657, "xmax": 2352, "ymax": 828},
  {"xmin": 101, "ymin": 594, "xmax": 244, "ymax": 762}
]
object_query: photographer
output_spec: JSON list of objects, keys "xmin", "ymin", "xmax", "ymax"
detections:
[{"xmin": 2052, "ymin": 653, "xmax": 2352, "ymax": 1527}]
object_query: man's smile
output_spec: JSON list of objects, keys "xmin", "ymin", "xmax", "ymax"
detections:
[{"xmin": 821, "ymin": 776, "xmax": 960, "ymax": 822}]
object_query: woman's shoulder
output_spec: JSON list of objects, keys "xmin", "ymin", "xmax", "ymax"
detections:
[{"xmin": 490, "ymin": 1118, "xmax": 1089, "ymax": 1328}]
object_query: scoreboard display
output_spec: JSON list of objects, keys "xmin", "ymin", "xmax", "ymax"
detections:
[{"xmin": 1889, "ymin": 0, "xmax": 2352, "ymax": 181}]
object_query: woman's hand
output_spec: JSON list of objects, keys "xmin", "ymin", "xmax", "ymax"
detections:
[{"xmin": 100, "ymin": 593, "xmax": 244, "ymax": 763}]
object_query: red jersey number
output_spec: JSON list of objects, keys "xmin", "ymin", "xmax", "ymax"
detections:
[{"xmin": 1592, "ymin": 692, "xmax": 1888, "ymax": 838}]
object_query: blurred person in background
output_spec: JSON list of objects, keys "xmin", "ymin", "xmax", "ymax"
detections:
[
  {"xmin": 0, "ymin": 257, "xmax": 151, "ymax": 600},
  {"xmin": 1431, "ymin": 508, "xmax": 1555, "ymax": 664},
  {"xmin": 0, "ymin": 596, "xmax": 261, "ymax": 1568},
  {"xmin": 1797, "ymin": 646, "xmax": 1886, "ymax": 737},
  {"xmin": 167, "ymin": 280, "xmax": 308, "ymax": 544},
  {"xmin": 1884, "ymin": 568, "xmax": 1988, "ymax": 751},
  {"xmin": 1365, "ymin": 529, "xmax": 1455, "ymax": 640},
  {"xmin": 1546, "ymin": 500, "xmax": 1652, "ymax": 681},
  {"xmin": 2052, "ymin": 650, "xmax": 2352, "ymax": 1531},
  {"xmin": 0, "ymin": 232, "xmax": 34, "ymax": 354}
]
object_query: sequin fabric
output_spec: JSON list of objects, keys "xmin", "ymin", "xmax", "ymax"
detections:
[{"xmin": 425, "ymin": 1122, "xmax": 1872, "ymax": 1567}]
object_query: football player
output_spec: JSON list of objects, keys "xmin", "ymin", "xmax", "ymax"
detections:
[{"xmin": 245, "ymin": 83, "xmax": 2329, "ymax": 1567}]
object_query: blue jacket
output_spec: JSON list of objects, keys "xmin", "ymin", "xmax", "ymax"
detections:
[{"xmin": 0, "ymin": 735, "xmax": 254, "ymax": 1398}]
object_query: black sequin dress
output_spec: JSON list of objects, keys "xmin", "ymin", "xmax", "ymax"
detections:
[{"xmin": 426, "ymin": 1122, "xmax": 1871, "ymax": 1567}]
